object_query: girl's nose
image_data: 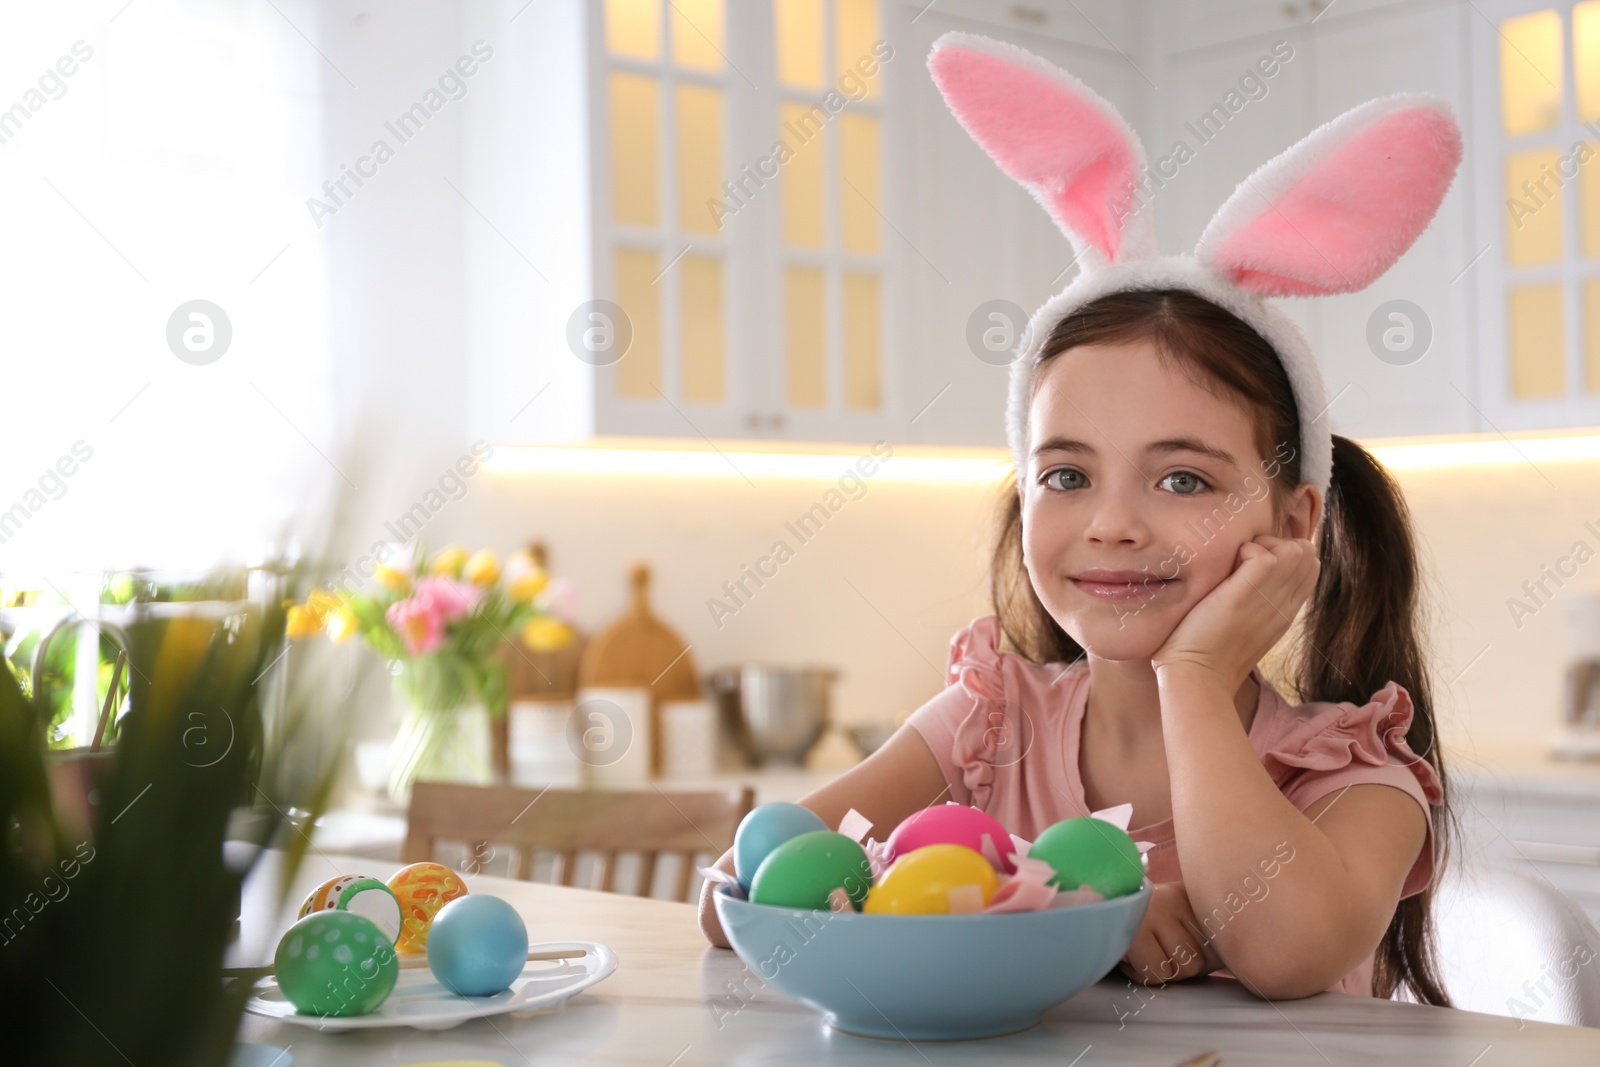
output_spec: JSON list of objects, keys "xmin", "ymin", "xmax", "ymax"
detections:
[{"xmin": 1082, "ymin": 486, "xmax": 1151, "ymax": 546}]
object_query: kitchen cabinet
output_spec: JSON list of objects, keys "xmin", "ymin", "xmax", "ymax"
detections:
[
  {"xmin": 465, "ymin": 0, "xmax": 1594, "ymax": 450},
  {"xmin": 466, "ymin": 0, "xmax": 911, "ymax": 448},
  {"xmin": 464, "ymin": 0, "xmax": 1142, "ymax": 451},
  {"xmin": 1154, "ymin": 0, "xmax": 1480, "ymax": 440},
  {"xmin": 1458, "ymin": 768, "xmax": 1600, "ymax": 926},
  {"xmin": 1468, "ymin": 0, "xmax": 1600, "ymax": 432},
  {"xmin": 1306, "ymin": 1, "xmax": 1479, "ymax": 439}
]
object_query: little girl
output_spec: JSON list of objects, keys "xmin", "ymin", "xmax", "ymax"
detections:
[{"xmin": 700, "ymin": 33, "xmax": 1462, "ymax": 1007}]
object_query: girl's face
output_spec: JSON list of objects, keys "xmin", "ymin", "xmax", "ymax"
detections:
[{"xmin": 1020, "ymin": 337, "xmax": 1318, "ymax": 662}]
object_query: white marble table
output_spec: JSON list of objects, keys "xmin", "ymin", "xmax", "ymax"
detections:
[{"xmin": 231, "ymin": 850, "xmax": 1600, "ymax": 1066}]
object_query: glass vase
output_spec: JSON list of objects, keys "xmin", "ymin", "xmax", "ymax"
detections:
[{"xmin": 385, "ymin": 656, "xmax": 492, "ymax": 806}]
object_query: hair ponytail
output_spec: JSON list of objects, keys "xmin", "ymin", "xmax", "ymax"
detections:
[{"xmin": 1294, "ymin": 434, "xmax": 1460, "ymax": 1005}]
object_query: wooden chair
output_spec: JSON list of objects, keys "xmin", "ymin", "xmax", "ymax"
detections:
[{"xmin": 402, "ymin": 781, "xmax": 754, "ymax": 902}]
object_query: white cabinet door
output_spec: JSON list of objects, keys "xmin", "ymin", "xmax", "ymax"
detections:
[
  {"xmin": 1156, "ymin": 32, "xmax": 1319, "ymax": 400},
  {"xmin": 1307, "ymin": 1, "xmax": 1478, "ymax": 439},
  {"xmin": 1154, "ymin": 35, "xmax": 1311, "ymax": 256},
  {"xmin": 923, "ymin": 0, "xmax": 1136, "ymax": 51},
  {"xmin": 1468, "ymin": 0, "xmax": 1600, "ymax": 433},
  {"xmin": 1157, "ymin": 5, "xmax": 1478, "ymax": 442},
  {"xmin": 898, "ymin": 10, "xmax": 1143, "ymax": 448}
]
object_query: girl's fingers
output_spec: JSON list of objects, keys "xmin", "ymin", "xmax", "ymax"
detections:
[
  {"xmin": 1151, "ymin": 922, "xmax": 1206, "ymax": 981},
  {"xmin": 1121, "ymin": 930, "xmax": 1167, "ymax": 985}
]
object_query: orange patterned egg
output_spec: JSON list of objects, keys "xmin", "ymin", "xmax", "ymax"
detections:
[{"xmin": 386, "ymin": 862, "xmax": 470, "ymax": 954}]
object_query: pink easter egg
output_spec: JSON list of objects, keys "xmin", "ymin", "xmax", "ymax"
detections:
[{"xmin": 885, "ymin": 803, "xmax": 1017, "ymax": 874}]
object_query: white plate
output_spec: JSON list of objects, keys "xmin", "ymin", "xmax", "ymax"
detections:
[{"xmin": 243, "ymin": 941, "xmax": 617, "ymax": 1032}]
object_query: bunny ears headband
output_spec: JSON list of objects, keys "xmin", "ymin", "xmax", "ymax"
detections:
[{"xmin": 926, "ymin": 32, "xmax": 1463, "ymax": 510}]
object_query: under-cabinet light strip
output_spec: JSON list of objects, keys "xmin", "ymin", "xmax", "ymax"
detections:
[{"xmin": 484, "ymin": 430, "xmax": 1600, "ymax": 482}]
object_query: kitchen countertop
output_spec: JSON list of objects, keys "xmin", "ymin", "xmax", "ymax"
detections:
[{"xmin": 230, "ymin": 849, "xmax": 1600, "ymax": 1065}]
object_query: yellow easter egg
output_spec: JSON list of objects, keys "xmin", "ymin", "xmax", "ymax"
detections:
[{"xmin": 862, "ymin": 844, "xmax": 999, "ymax": 915}]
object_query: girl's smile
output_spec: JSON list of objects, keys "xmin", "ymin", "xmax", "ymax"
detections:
[{"xmin": 1069, "ymin": 570, "xmax": 1178, "ymax": 601}]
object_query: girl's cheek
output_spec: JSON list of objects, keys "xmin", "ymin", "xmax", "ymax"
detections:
[{"xmin": 1181, "ymin": 537, "xmax": 1249, "ymax": 590}]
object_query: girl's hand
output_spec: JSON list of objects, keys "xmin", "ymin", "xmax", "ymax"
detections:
[
  {"xmin": 1118, "ymin": 881, "xmax": 1224, "ymax": 986},
  {"xmin": 1150, "ymin": 534, "xmax": 1320, "ymax": 695},
  {"xmin": 698, "ymin": 846, "xmax": 736, "ymax": 948}
]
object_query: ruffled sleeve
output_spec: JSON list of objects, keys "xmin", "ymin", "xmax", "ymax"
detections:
[
  {"xmin": 1260, "ymin": 680, "xmax": 1444, "ymax": 898},
  {"xmin": 903, "ymin": 616, "xmax": 1048, "ymax": 812}
]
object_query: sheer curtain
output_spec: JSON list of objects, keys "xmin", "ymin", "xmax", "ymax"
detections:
[{"xmin": 0, "ymin": 0, "xmax": 334, "ymax": 577}]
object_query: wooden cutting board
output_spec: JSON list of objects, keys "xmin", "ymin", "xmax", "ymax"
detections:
[{"xmin": 577, "ymin": 561, "xmax": 700, "ymax": 777}]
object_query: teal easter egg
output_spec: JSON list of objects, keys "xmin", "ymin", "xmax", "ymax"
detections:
[
  {"xmin": 427, "ymin": 895, "xmax": 529, "ymax": 997},
  {"xmin": 274, "ymin": 911, "xmax": 398, "ymax": 1017},
  {"xmin": 1027, "ymin": 817, "xmax": 1144, "ymax": 898},
  {"xmin": 749, "ymin": 830, "xmax": 873, "ymax": 910},
  {"xmin": 734, "ymin": 802, "xmax": 828, "ymax": 892}
]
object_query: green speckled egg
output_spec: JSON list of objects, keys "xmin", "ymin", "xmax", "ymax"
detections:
[
  {"xmin": 274, "ymin": 910, "xmax": 398, "ymax": 1017},
  {"xmin": 1028, "ymin": 817, "xmax": 1144, "ymax": 898},
  {"xmin": 749, "ymin": 830, "xmax": 873, "ymax": 910}
]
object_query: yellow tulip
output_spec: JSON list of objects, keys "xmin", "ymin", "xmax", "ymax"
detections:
[
  {"xmin": 521, "ymin": 616, "xmax": 573, "ymax": 652},
  {"xmin": 464, "ymin": 548, "xmax": 500, "ymax": 586},
  {"xmin": 508, "ymin": 564, "xmax": 549, "ymax": 604},
  {"xmin": 306, "ymin": 587, "xmax": 342, "ymax": 620},
  {"xmin": 326, "ymin": 607, "xmax": 359, "ymax": 643},
  {"xmin": 286, "ymin": 604, "xmax": 323, "ymax": 639},
  {"xmin": 374, "ymin": 564, "xmax": 410, "ymax": 591},
  {"xmin": 430, "ymin": 544, "xmax": 468, "ymax": 577}
]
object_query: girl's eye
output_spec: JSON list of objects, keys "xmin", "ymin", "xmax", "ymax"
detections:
[
  {"xmin": 1041, "ymin": 468, "xmax": 1085, "ymax": 491},
  {"xmin": 1159, "ymin": 470, "xmax": 1209, "ymax": 495}
]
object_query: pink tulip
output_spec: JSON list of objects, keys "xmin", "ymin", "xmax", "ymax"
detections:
[
  {"xmin": 413, "ymin": 576, "xmax": 482, "ymax": 622},
  {"xmin": 387, "ymin": 597, "xmax": 446, "ymax": 655},
  {"xmin": 386, "ymin": 577, "xmax": 482, "ymax": 655},
  {"xmin": 540, "ymin": 576, "xmax": 580, "ymax": 621}
]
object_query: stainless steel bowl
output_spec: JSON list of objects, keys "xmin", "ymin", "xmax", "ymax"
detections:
[{"xmin": 708, "ymin": 664, "xmax": 838, "ymax": 766}]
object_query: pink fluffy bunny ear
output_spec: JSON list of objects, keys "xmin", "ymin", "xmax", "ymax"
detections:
[
  {"xmin": 926, "ymin": 31, "xmax": 1156, "ymax": 268},
  {"xmin": 1195, "ymin": 94, "xmax": 1462, "ymax": 297}
]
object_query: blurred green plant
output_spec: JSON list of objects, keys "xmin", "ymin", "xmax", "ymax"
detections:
[{"xmin": 0, "ymin": 570, "xmax": 339, "ymax": 1066}]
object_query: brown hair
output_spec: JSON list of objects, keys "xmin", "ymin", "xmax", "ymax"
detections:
[{"xmin": 990, "ymin": 287, "xmax": 1458, "ymax": 1006}]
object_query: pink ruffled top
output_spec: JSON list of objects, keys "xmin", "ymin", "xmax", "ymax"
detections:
[{"xmin": 904, "ymin": 615, "xmax": 1444, "ymax": 998}]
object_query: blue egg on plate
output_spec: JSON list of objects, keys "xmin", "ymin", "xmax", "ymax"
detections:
[
  {"xmin": 425, "ymin": 895, "xmax": 529, "ymax": 997},
  {"xmin": 733, "ymin": 802, "xmax": 828, "ymax": 893}
]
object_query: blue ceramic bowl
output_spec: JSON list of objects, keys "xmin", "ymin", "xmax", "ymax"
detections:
[{"xmin": 713, "ymin": 879, "xmax": 1151, "ymax": 1040}]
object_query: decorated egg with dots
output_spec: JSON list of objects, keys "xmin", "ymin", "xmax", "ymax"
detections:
[
  {"xmin": 1027, "ymin": 817, "xmax": 1144, "ymax": 899},
  {"xmin": 387, "ymin": 862, "xmax": 470, "ymax": 954},
  {"xmin": 885, "ymin": 803, "xmax": 1018, "ymax": 874},
  {"xmin": 273, "ymin": 910, "xmax": 398, "ymax": 1017},
  {"xmin": 862, "ymin": 843, "xmax": 999, "ymax": 915},
  {"xmin": 297, "ymin": 875, "xmax": 403, "ymax": 943}
]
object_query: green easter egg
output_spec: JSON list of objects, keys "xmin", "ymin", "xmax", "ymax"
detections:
[
  {"xmin": 1028, "ymin": 817, "xmax": 1144, "ymax": 898},
  {"xmin": 749, "ymin": 830, "xmax": 873, "ymax": 910},
  {"xmin": 274, "ymin": 910, "xmax": 399, "ymax": 1017}
]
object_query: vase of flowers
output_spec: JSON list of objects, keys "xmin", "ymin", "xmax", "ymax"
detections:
[{"xmin": 287, "ymin": 542, "xmax": 577, "ymax": 805}]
